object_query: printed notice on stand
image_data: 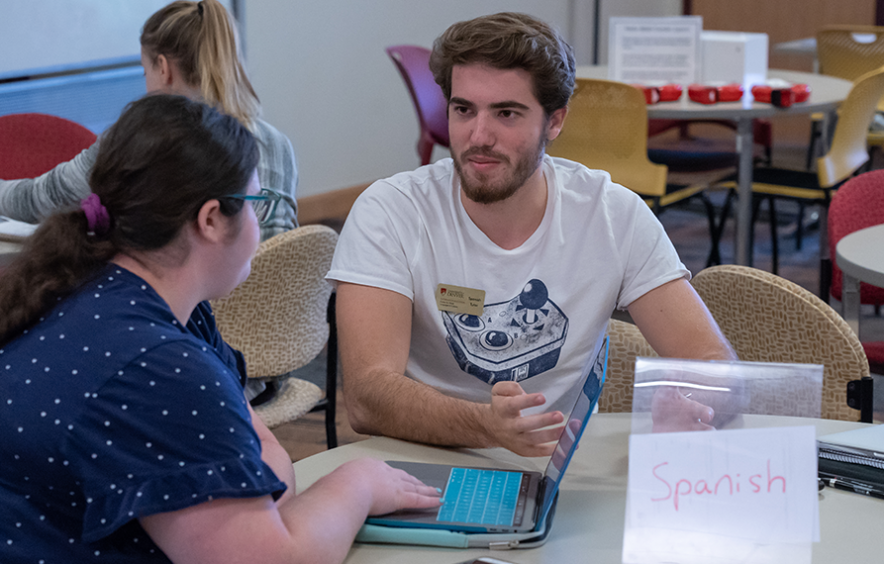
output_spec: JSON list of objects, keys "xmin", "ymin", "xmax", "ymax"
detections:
[
  {"xmin": 608, "ymin": 16, "xmax": 702, "ymax": 84},
  {"xmin": 622, "ymin": 426, "xmax": 818, "ymax": 564}
]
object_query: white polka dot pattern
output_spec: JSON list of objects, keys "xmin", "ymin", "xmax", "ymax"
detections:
[{"xmin": 0, "ymin": 265, "xmax": 286, "ymax": 561}]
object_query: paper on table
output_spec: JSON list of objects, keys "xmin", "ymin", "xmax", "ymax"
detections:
[
  {"xmin": 818, "ymin": 424, "xmax": 884, "ymax": 454},
  {"xmin": 623, "ymin": 426, "xmax": 818, "ymax": 564},
  {"xmin": 0, "ymin": 217, "xmax": 38, "ymax": 241},
  {"xmin": 608, "ymin": 16, "xmax": 702, "ymax": 85}
]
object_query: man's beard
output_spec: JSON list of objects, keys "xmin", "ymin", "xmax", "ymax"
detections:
[{"xmin": 454, "ymin": 135, "xmax": 547, "ymax": 205}]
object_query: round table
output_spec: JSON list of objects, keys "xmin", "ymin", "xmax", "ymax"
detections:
[
  {"xmin": 835, "ymin": 223, "xmax": 884, "ymax": 337},
  {"xmin": 292, "ymin": 413, "xmax": 882, "ymax": 564},
  {"xmin": 575, "ymin": 67, "xmax": 853, "ymax": 267}
]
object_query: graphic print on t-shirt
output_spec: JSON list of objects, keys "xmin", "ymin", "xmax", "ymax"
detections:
[{"xmin": 442, "ymin": 279, "xmax": 568, "ymax": 385}]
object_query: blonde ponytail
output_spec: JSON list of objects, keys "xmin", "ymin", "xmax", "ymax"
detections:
[{"xmin": 141, "ymin": 0, "xmax": 261, "ymax": 129}]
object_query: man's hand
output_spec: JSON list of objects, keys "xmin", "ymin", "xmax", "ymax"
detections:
[
  {"xmin": 651, "ymin": 386, "xmax": 715, "ymax": 433},
  {"xmin": 486, "ymin": 381, "xmax": 565, "ymax": 457},
  {"xmin": 551, "ymin": 417, "xmax": 584, "ymax": 469}
]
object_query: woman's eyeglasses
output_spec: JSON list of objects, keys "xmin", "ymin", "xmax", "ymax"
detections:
[{"xmin": 221, "ymin": 188, "xmax": 284, "ymax": 225}]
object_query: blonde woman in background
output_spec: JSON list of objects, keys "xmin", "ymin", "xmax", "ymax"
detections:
[{"xmin": 0, "ymin": 0, "xmax": 298, "ymax": 240}]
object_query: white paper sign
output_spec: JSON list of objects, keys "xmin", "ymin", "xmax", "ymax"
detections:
[
  {"xmin": 608, "ymin": 16, "xmax": 702, "ymax": 85},
  {"xmin": 623, "ymin": 426, "xmax": 818, "ymax": 563}
]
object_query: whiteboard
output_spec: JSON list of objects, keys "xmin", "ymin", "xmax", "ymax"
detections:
[{"xmin": 0, "ymin": 0, "xmax": 232, "ymax": 78}]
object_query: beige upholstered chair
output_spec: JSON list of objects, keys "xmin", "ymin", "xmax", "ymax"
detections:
[
  {"xmin": 212, "ymin": 225, "xmax": 339, "ymax": 446},
  {"xmin": 691, "ymin": 265, "xmax": 869, "ymax": 421},
  {"xmin": 602, "ymin": 318, "xmax": 657, "ymax": 413}
]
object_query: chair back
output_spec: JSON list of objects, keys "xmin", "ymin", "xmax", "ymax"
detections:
[
  {"xmin": 386, "ymin": 45, "xmax": 450, "ymax": 166},
  {"xmin": 547, "ymin": 78, "xmax": 668, "ymax": 197},
  {"xmin": 817, "ymin": 66, "xmax": 884, "ymax": 187},
  {"xmin": 0, "ymin": 113, "xmax": 96, "ymax": 179},
  {"xmin": 817, "ymin": 26, "xmax": 884, "ymax": 82},
  {"xmin": 211, "ymin": 224, "xmax": 338, "ymax": 378},
  {"xmin": 602, "ymin": 318, "xmax": 657, "ymax": 413},
  {"xmin": 827, "ymin": 169, "xmax": 884, "ymax": 302},
  {"xmin": 691, "ymin": 265, "xmax": 869, "ymax": 421}
]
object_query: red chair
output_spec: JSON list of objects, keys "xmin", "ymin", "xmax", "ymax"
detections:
[
  {"xmin": 386, "ymin": 45, "xmax": 449, "ymax": 166},
  {"xmin": 828, "ymin": 168, "xmax": 884, "ymax": 373},
  {"xmin": 0, "ymin": 113, "xmax": 96, "ymax": 179}
]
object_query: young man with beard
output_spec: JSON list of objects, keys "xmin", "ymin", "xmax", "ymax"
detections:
[{"xmin": 327, "ymin": 13, "xmax": 737, "ymax": 457}]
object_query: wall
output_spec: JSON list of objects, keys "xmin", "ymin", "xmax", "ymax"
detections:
[{"xmin": 0, "ymin": 0, "xmax": 232, "ymax": 78}]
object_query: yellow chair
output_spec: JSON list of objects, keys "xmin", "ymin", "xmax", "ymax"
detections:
[
  {"xmin": 716, "ymin": 66, "xmax": 884, "ymax": 297},
  {"xmin": 211, "ymin": 225, "xmax": 340, "ymax": 448},
  {"xmin": 691, "ymin": 265, "xmax": 870, "ymax": 422},
  {"xmin": 807, "ymin": 26, "xmax": 884, "ymax": 167},
  {"xmin": 548, "ymin": 78, "xmax": 722, "ymax": 262}
]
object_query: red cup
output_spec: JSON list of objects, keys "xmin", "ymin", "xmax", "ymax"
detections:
[
  {"xmin": 688, "ymin": 84, "xmax": 718, "ymax": 104},
  {"xmin": 791, "ymin": 83, "xmax": 811, "ymax": 103},
  {"xmin": 752, "ymin": 85, "xmax": 795, "ymax": 107},
  {"xmin": 717, "ymin": 83, "xmax": 744, "ymax": 102},
  {"xmin": 771, "ymin": 88, "xmax": 794, "ymax": 107},
  {"xmin": 751, "ymin": 85, "xmax": 772, "ymax": 103},
  {"xmin": 632, "ymin": 84, "xmax": 660, "ymax": 104},
  {"xmin": 658, "ymin": 83, "xmax": 683, "ymax": 102}
]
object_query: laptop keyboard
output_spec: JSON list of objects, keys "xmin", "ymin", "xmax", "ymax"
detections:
[{"xmin": 437, "ymin": 468, "xmax": 529, "ymax": 526}]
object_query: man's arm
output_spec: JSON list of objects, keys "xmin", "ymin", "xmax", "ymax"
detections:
[
  {"xmin": 627, "ymin": 278, "xmax": 737, "ymax": 361},
  {"xmin": 629, "ymin": 278, "xmax": 741, "ymax": 430},
  {"xmin": 336, "ymin": 282, "xmax": 564, "ymax": 456}
]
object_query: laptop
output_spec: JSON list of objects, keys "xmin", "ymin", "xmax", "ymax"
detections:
[{"xmin": 366, "ymin": 337, "xmax": 608, "ymax": 535}]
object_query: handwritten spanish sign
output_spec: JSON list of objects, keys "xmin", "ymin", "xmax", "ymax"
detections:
[{"xmin": 623, "ymin": 426, "xmax": 818, "ymax": 564}]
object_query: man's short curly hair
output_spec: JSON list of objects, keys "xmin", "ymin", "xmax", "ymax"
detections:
[{"xmin": 429, "ymin": 12, "xmax": 576, "ymax": 116}]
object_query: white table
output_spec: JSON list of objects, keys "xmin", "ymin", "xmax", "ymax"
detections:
[
  {"xmin": 575, "ymin": 67, "xmax": 853, "ymax": 267},
  {"xmin": 835, "ymin": 224, "xmax": 884, "ymax": 337},
  {"xmin": 293, "ymin": 413, "xmax": 882, "ymax": 564}
]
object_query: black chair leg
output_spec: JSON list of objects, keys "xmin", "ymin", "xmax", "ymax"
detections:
[
  {"xmin": 806, "ymin": 120, "xmax": 821, "ymax": 170},
  {"xmin": 700, "ymin": 193, "xmax": 721, "ymax": 268},
  {"xmin": 750, "ymin": 194, "xmax": 766, "ymax": 269},
  {"xmin": 819, "ymin": 258, "xmax": 832, "ymax": 304},
  {"xmin": 767, "ymin": 196, "xmax": 779, "ymax": 276},
  {"xmin": 707, "ymin": 189, "xmax": 735, "ymax": 267},
  {"xmin": 795, "ymin": 202, "xmax": 805, "ymax": 251},
  {"xmin": 324, "ymin": 293, "xmax": 338, "ymax": 449}
]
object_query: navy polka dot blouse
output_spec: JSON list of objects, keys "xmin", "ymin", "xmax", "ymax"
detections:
[{"xmin": 0, "ymin": 265, "xmax": 286, "ymax": 562}]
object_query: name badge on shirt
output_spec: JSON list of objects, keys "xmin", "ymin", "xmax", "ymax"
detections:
[{"xmin": 435, "ymin": 284, "xmax": 485, "ymax": 316}]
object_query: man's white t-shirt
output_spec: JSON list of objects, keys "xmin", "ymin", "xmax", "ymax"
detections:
[{"xmin": 327, "ymin": 156, "xmax": 689, "ymax": 412}]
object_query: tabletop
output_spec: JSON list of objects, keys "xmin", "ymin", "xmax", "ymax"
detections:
[
  {"xmin": 836, "ymin": 224, "xmax": 884, "ymax": 289},
  {"xmin": 292, "ymin": 413, "xmax": 881, "ymax": 564},
  {"xmin": 835, "ymin": 224, "xmax": 884, "ymax": 336},
  {"xmin": 575, "ymin": 67, "xmax": 852, "ymax": 120}
]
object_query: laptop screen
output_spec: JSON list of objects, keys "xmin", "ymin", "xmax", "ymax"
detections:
[{"xmin": 537, "ymin": 336, "xmax": 608, "ymax": 520}]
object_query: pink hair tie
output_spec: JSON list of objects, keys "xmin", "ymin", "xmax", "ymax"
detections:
[{"xmin": 80, "ymin": 193, "xmax": 111, "ymax": 236}]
